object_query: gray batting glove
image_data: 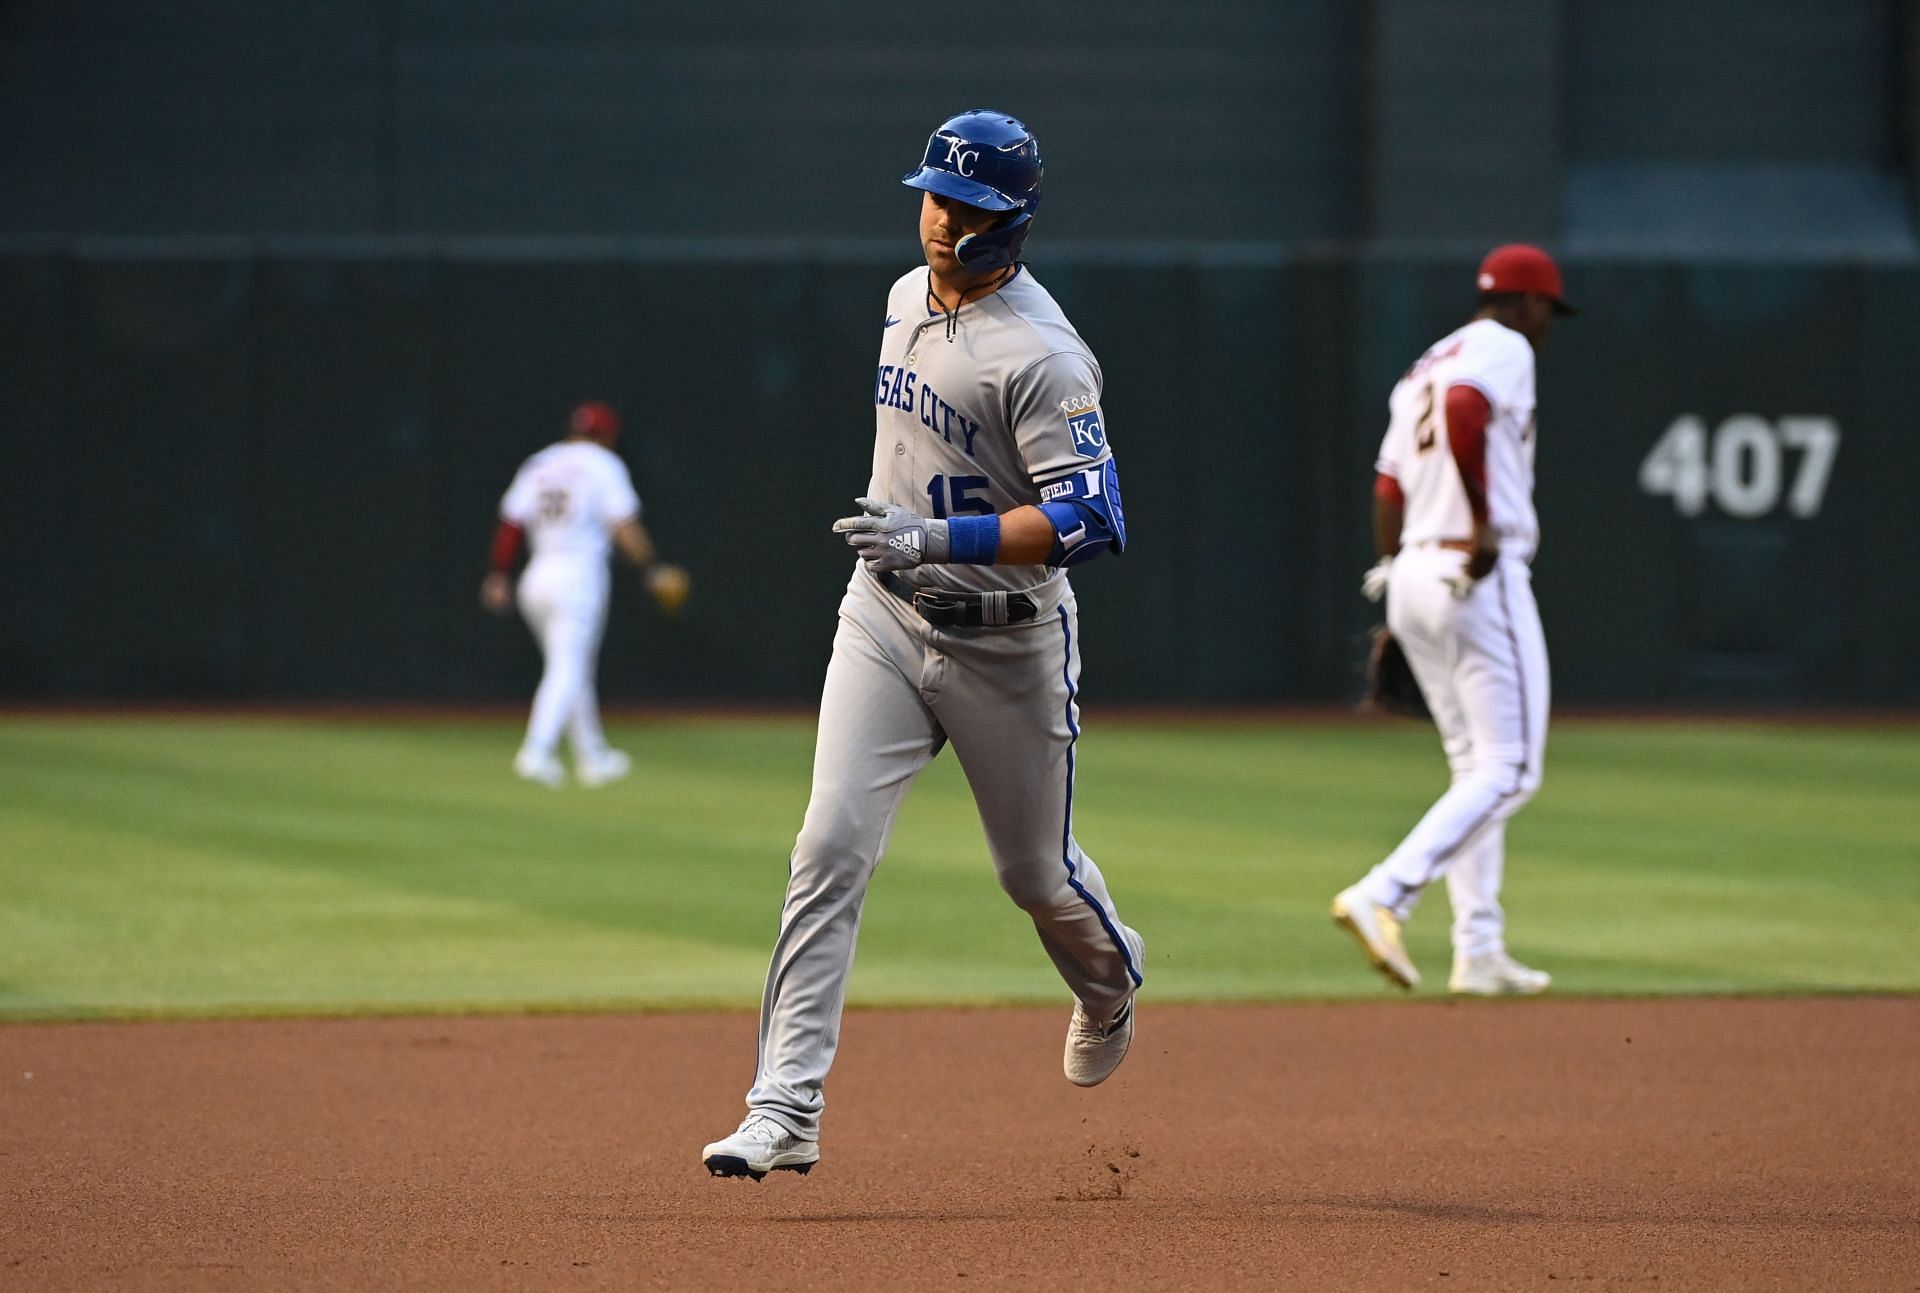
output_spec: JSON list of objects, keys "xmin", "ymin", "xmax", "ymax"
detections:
[{"xmin": 831, "ymin": 496, "xmax": 951, "ymax": 572}]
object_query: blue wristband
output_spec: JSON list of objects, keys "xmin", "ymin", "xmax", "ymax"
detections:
[{"xmin": 946, "ymin": 514, "xmax": 1002, "ymax": 565}]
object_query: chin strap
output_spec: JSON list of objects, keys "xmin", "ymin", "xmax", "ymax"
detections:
[{"xmin": 928, "ymin": 265, "xmax": 1014, "ymax": 341}]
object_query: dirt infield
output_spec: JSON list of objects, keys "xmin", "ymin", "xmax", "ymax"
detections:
[{"xmin": 2, "ymin": 999, "xmax": 1914, "ymax": 1290}]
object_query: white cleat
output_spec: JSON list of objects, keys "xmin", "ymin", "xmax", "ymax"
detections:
[
  {"xmin": 1331, "ymin": 884, "xmax": 1420, "ymax": 990},
  {"xmin": 576, "ymin": 749, "xmax": 632, "ymax": 788},
  {"xmin": 1450, "ymin": 951, "xmax": 1551, "ymax": 997},
  {"xmin": 1063, "ymin": 998, "xmax": 1135, "ymax": 1087},
  {"xmin": 512, "ymin": 750, "xmax": 566, "ymax": 788},
  {"xmin": 702, "ymin": 1114, "xmax": 819, "ymax": 1181}
]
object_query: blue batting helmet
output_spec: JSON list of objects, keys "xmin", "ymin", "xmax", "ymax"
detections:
[{"xmin": 902, "ymin": 109, "xmax": 1044, "ymax": 271}]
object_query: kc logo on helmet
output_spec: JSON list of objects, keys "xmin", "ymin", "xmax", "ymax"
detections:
[{"xmin": 942, "ymin": 136, "xmax": 980, "ymax": 176}]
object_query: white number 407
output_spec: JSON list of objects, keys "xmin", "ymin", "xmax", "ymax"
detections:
[{"xmin": 1638, "ymin": 414, "xmax": 1840, "ymax": 519}]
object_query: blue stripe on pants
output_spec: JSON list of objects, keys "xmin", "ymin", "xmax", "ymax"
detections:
[{"xmin": 1056, "ymin": 605, "xmax": 1143, "ymax": 988}]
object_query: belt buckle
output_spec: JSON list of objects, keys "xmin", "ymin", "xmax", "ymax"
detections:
[{"xmin": 911, "ymin": 588, "xmax": 966, "ymax": 627}]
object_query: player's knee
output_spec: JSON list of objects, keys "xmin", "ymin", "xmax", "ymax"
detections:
[
  {"xmin": 1458, "ymin": 754, "xmax": 1540, "ymax": 810},
  {"xmin": 783, "ymin": 838, "xmax": 869, "ymax": 908},
  {"xmin": 1484, "ymin": 760, "xmax": 1542, "ymax": 808},
  {"xmin": 1515, "ymin": 762, "xmax": 1543, "ymax": 802},
  {"xmin": 789, "ymin": 809, "xmax": 882, "ymax": 891},
  {"xmin": 995, "ymin": 864, "xmax": 1065, "ymax": 914}
]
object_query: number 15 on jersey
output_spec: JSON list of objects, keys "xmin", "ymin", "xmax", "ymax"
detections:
[{"xmin": 926, "ymin": 474, "xmax": 993, "ymax": 518}]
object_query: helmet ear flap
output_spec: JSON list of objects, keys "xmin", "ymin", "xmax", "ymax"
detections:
[{"xmin": 954, "ymin": 210, "xmax": 1034, "ymax": 272}]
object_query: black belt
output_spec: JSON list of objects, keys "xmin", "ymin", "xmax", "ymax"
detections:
[{"xmin": 878, "ymin": 571, "xmax": 1039, "ymax": 627}]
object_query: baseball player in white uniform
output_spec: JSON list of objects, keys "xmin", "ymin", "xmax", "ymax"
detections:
[
  {"xmin": 482, "ymin": 402, "xmax": 687, "ymax": 788},
  {"xmin": 1333, "ymin": 245, "xmax": 1574, "ymax": 996},
  {"xmin": 701, "ymin": 110, "xmax": 1145, "ymax": 1181}
]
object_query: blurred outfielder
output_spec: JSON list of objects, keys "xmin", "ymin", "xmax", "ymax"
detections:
[
  {"xmin": 1335, "ymin": 245, "xmax": 1574, "ymax": 996},
  {"xmin": 482, "ymin": 401, "xmax": 688, "ymax": 788}
]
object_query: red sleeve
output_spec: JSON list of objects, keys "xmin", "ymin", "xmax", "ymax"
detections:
[
  {"xmin": 1373, "ymin": 472, "xmax": 1404, "ymax": 508},
  {"xmin": 488, "ymin": 520, "xmax": 524, "ymax": 574},
  {"xmin": 1444, "ymin": 384, "xmax": 1492, "ymax": 524}
]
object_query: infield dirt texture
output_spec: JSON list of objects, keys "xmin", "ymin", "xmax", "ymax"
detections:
[
  {"xmin": 2, "ymin": 714, "xmax": 1917, "ymax": 1287},
  {"xmin": 4, "ymin": 1000, "xmax": 1916, "ymax": 1288}
]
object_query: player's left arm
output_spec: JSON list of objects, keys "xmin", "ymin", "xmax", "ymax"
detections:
[
  {"xmin": 1443, "ymin": 384, "xmax": 1498, "ymax": 581},
  {"xmin": 611, "ymin": 515, "xmax": 657, "ymax": 568},
  {"xmin": 956, "ymin": 473, "xmax": 1122, "ymax": 565},
  {"xmin": 833, "ymin": 352, "xmax": 1124, "ymax": 571},
  {"xmin": 984, "ymin": 505, "xmax": 1059, "ymax": 565},
  {"xmin": 610, "ymin": 510, "xmax": 691, "ymax": 615},
  {"xmin": 1003, "ymin": 351, "xmax": 1125, "ymax": 568}
]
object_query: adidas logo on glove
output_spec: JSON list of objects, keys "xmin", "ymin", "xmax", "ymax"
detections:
[{"xmin": 888, "ymin": 530, "xmax": 923, "ymax": 560}]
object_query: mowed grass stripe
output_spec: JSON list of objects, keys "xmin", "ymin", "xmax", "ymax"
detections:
[{"xmin": 0, "ymin": 715, "xmax": 1915, "ymax": 1018}]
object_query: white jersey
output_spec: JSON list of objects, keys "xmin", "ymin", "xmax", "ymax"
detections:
[
  {"xmin": 1376, "ymin": 318, "xmax": 1539, "ymax": 560},
  {"xmin": 499, "ymin": 440, "xmax": 641, "ymax": 565}
]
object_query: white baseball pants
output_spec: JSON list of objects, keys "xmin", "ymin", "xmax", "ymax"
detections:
[
  {"xmin": 1360, "ymin": 548, "xmax": 1550, "ymax": 959},
  {"xmin": 515, "ymin": 558, "xmax": 613, "ymax": 765}
]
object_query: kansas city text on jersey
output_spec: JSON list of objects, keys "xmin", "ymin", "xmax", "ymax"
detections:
[{"xmin": 874, "ymin": 363, "xmax": 983, "ymax": 458}]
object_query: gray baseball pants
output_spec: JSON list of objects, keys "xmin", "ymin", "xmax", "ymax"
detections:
[{"xmin": 745, "ymin": 568, "xmax": 1145, "ymax": 1140}]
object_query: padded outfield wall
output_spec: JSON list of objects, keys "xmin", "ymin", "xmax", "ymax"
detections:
[{"xmin": 0, "ymin": 246, "xmax": 1910, "ymax": 707}]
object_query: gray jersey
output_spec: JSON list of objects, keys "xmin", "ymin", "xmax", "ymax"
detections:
[
  {"xmin": 869, "ymin": 265, "xmax": 1111, "ymax": 595},
  {"xmin": 728, "ymin": 263, "xmax": 1144, "ymax": 1147}
]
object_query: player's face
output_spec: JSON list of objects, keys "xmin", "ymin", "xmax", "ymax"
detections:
[
  {"xmin": 1520, "ymin": 295, "xmax": 1557, "ymax": 348},
  {"xmin": 920, "ymin": 191, "xmax": 1002, "ymax": 282}
]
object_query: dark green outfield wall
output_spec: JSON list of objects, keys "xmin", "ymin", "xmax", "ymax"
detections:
[{"xmin": 1, "ymin": 249, "xmax": 1910, "ymax": 705}]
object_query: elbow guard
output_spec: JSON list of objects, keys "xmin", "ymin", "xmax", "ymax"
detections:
[{"xmin": 1037, "ymin": 458, "xmax": 1127, "ymax": 568}]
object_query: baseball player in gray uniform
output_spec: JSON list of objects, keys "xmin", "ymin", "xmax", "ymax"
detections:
[{"xmin": 702, "ymin": 109, "xmax": 1144, "ymax": 1180}]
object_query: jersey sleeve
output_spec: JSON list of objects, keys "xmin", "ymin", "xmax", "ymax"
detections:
[
  {"xmin": 600, "ymin": 456, "xmax": 641, "ymax": 528},
  {"xmin": 1444, "ymin": 384, "xmax": 1493, "ymax": 522},
  {"xmin": 1374, "ymin": 398, "xmax": 1410, "ymax": 479},
  {"xmin": 499, "ymin": 462, "xmax": 538, "ymax": 524},
  {"xmin": 1450, "ymin": 327, "xmax": 1534, "ymax": 415},
  {"xmin": 1007, "ymin": 350, "xmax": 1109, "ymax": 484}
]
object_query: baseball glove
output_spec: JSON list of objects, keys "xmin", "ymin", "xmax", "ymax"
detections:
[
  {"xmin": 1365, "ymin": 625, "xmax": 1430, "ymax": 720},
  {"xmin": 644, "ymin": 563, "xmax": 691, "ymax": 617}
]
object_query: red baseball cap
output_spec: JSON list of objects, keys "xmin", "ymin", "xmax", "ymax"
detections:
[
  {"xmin": 570, "ymin": 400, "xmax": 621, "ymax": 443},
  {"xmin": 1476, "ymin": 244, "xmax": 1577, "ymax": 315}
]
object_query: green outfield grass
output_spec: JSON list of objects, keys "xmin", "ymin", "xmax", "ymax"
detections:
[{"xmin": 0, "ymin": 713, "xmax": 1915, "ymax": 1019}]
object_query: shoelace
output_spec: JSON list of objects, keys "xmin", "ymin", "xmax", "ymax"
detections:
[
  {"xmin": 739, "ymin": 1115, "xmax": 785, "ymax": 1143},
  {"xmin": 1070, "ymin": 1002, "xmax": 1129, "ymax": 1043}
]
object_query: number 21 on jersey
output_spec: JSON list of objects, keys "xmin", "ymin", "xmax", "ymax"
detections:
[{"xmin": 1414, "ymin": 384, "xmax": 1439, "ymax": 453}]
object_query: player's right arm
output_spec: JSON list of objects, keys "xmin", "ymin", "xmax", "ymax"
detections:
[
  {"xmin": 481, "ymin": 520, "xmax": 523, "ymax": 613},
  {"xmin": 1372, "ymin": 473, "xmax": 1404, "ymax": 560},
  {"xmin": 1362, "ymin": 392, "xmax": 1412, "ymax": 601},
  {"xmin": 483, "ymin": 461, "xmax": 539, "ymax": 614}
]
